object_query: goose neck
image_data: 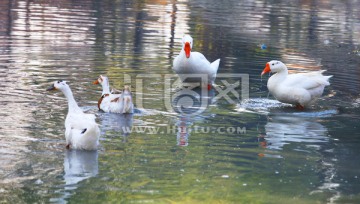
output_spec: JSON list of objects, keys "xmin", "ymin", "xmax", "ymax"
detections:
[
  {"xmin": 63, "ymin": 87, "xmax": 82, "ymax": 113},
  {"xmin": 101, "ymin": 82, "xmax": 111, "ymax": 95}
]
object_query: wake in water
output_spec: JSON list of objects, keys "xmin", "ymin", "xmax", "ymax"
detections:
[
  {"xmin": 236, "ymin": 98, "xmax": 338, "ymax": 117},
  {"xmin": 236, "ymin": 98, "xmax": 292, "ymax": 115}
]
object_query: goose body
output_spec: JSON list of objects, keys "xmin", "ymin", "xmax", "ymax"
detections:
[
  {"xmin": 261, "ymin": 60, "xmax": 332, "ymax": 109},
  {"xmin": 93, "ymin": 75, "xmax": 134, "ymax": 114},
  {"xmin": 47, "ymin": 80, "xmax": 100, "ymax": 150},
  {"xmin": 173, "ymin": 35, "xmax": 220, "ymax": 88}
]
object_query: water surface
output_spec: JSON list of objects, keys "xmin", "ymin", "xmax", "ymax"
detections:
[{"xmin": 0, "ymin": 0, "xmax": 360, "ymax": 203}]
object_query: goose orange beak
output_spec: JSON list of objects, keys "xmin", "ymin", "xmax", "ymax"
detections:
[
  {"xmin": 184, "ymin": 42, "xmax": 191, "ymax": 58},
  {"xmin": 93, "ymin": 80, "xmax": 99, "ymax": 85},
  {"xmin": 46, "ymin": 84, "xmax": 57, "ymax": 91},
  {"xmin": 261, "ymin": 63, "xmax": 271, "ymax": 76}
]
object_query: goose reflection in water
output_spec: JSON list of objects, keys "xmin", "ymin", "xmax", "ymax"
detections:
[
  {"xmin": 53, "ymin": 150, "xmax": 98, "ymax": 203},
  {"xmin": 171, "ymin": 86, "xmax": 215, "ymax": 146},
  {"xmin": 175, "ymin": 116, "xmax": 192, "ymax": 146},
  {"xmin": 260, "ymin": 114, "xmax": 341, "ymax": 201},
  {"xmin": 260, "ymin": 115, "xmax": 329, "ymax": 151},
  {"xmin": 98, "ymin": 113, "xmax": 134, "ymax": 142}
]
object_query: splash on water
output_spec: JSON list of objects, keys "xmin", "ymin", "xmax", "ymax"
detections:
[
  {"xmin": 353, "ymin": 98, "xmax": 360, "ymax": 108},
  {"xmin": 236, "ymin": 98, "xmax": 292, "ymax": 115},
  {"xmin": 236, "ymin": 98, "xmax": 338, "ymax": 117}
]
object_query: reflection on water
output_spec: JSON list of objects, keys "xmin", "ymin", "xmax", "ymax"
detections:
[
  {"xmin": 0, "ymin": 0, "xmax": 359, "ymax": 203},
  {"xmin": 52, "ymin": 150, "xmax": 98, "ymax": 203},
  {"xmin": 98, "ymin": 112, "xmax": 134, "ymax": 144},
  {"xmin": 260, "ymin": 114, "xmax": 343, "ymax": 203},
  {"xmin": 99, "ymin": 113, "xmax": 134, "ymax": 137},
  {"xmin": 175, "ymin": 116, "xmax": 191, "ymax": 146},
  {"xmin": 261, "ymin": 115, "xmax": 329, "ymax": 151},
  {"xmin": 171, "ymin": 86, "xmax": 215, "ymax": 115},
  {"xmin": 172, "ymin": 86, "xmax": 215, "ymax": 146}
]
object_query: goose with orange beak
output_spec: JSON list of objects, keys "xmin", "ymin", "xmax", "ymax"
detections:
[
  {"xmin": 93, "ymin": 75, "xmax": 134, "ymax": 114},
  {"xmin": 261, "ymin": 60, "xmax": 332, "ymax": 109},
  {"xmin": 173, "ymin": 35, "xmax": 220, "ymax": 90},
  {"xmin": 46, "ymin": 80, "xmax": 100, "ymax": 150}
]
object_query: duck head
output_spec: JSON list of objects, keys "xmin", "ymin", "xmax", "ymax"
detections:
[
  {"xmin": 182, "ymin": 35, "xmax": 193, "ymax": 58},
  {"xmin": 261, "ymin": 60, "xmax": 286, "ymax": 75},
  {"xmin": 47, "ymin": 80, "xmax": 69, "ymax": 91}
]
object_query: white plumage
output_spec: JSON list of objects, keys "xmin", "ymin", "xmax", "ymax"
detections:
[
  {"xmin": 173, "ymin": 35, "xmax": 220, "ymax": 88},
  {"xmin": 93, "ymin": 75, "xmax": 134, "ymax": 114},
  {"xmin": 47, "ymin": 80, "xmax": 100, "ymax": 150},
  {"xmin": 261, "ymin": 60, "xmax": 332, "ymax": 109}
]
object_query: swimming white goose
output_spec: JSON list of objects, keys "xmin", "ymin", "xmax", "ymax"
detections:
[
  {"xmin": 47, "ymin": 80, "xmax": 100, "ymax": 150},
  {"xmin": 93, "ymin": 75, "xmax": 134, "ymax": 113},
  {"xmin": 173, "ymin": 34, "xmax": 220, "ymax": 89},
  {"xmin": 261, "ymin": 60, "xmax": 332, "ymax": 109}
]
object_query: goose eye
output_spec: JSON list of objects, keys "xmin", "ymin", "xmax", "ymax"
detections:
[
  {"xmin": 58, "ymin": 80, "xmax": 63, "ymax": 83},
  {"xmin": 272, "ymin": 63, "xmax": 274, "ymax": 66}
]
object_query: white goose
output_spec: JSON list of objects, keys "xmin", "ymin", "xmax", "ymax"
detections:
[
  {"xmin": 173, "ymin": 35, "xmax": 220, "ymax": 89},
  {"xmin": 261, "ymin": 60, "xmax": 332, "ymax": 109},
  {"xmin": 47, "ymin": 80, "xmax": 100, "ymax": 150},
  {"xmin": 93, "ymin": 75, "xmax": 134, "ymax": 114}
]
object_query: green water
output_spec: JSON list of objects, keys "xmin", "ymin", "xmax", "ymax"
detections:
[{"xmin": 0, "ymin": 0, "xmax": 360, "ymax": 203}]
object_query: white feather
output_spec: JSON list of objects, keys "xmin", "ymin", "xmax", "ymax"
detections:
[
  {"xmin": 173, "ymin": 35, "xmax": 220, "ymax": 85},
  {"xmin": 49, "ymin": 80, "xmax": 100, "ymax": 150},
  {"xmin": 264, "ymin": 61, "xmax": 332, "ymax": 107},
  {"xmin": 94, "ymin": 75, "xmax": 134, "ymax": 114}
]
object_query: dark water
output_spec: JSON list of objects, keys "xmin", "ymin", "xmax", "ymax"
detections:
[{"xmin": 0, "ymin": 0, "xmax": 360, "ymax": 203}]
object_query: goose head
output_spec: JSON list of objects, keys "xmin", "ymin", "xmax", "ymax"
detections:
[
  {"xmin": 261, "ymin": 60, "xmax": 287, "ymax": 75},
  {"xmin": 47, "ymin": 80, "xmax": 69, "ymax": 92},
  {"xmin": 93, "ymin": 75, "xmax": 111, "ymax": 95},
  {"xmin": 93, "ymin": 75, "xmax": 109, "ymax": 86},
  {"xmin": 182, "ymin": 35, "xmax": 193, "ymax": 58}
]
